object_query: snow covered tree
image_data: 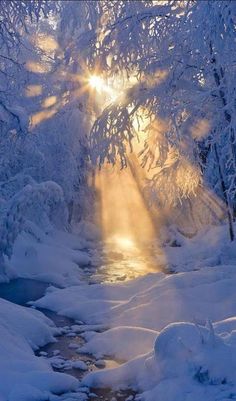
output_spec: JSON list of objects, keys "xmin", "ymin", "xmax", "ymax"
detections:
[
  {"xmin": 0, "ymin": 0, "xmax": 235, "ymax": 264},
  {"xmin": 0, "ymin": 1, "xmax": 92, "ymax": 271},
  {"xmin": 65, "ymin": 0, "xmax": 236, "ymax": 238}
]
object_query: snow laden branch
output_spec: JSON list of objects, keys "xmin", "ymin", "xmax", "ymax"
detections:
[
  {"xmin": 80, "ymin": 0, "xmax": 235, "ymax": 231},
  {"xmin": 0, "ymin": 1, "xmax": 58, "ymax": 51},
  {"xmin": 89, "ymin": 72, "xmax": 204, "ymax": 205},
  {"xmin": 90, "ymin": 103, "xmax": 136, "ymax": 169}
]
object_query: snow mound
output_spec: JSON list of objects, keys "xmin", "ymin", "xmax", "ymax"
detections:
[
  {"xmin": 152, "ymin": 322, "xmax": 230, "ymax": 382},
  {"xmin": 9, "ymin": 227, "xmax": 91, "ymax": 287},
  {"xmin": 80, "ymin": 326, "xmax": 158, "ymax": 360}
]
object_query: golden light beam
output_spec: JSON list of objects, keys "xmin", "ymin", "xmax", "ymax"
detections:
[{"xmin": 94, "ymin": 159, "xmax": 166, "ymax": 281}]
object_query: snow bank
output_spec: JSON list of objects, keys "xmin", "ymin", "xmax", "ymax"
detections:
[
  {"xmin": 0, "ymin": 298, "xmax": 78, "ymax": 400},
  {"xmin": 162, "ymin": 223, "xmax": 236, "ymax": 273},
  {"xmin": 80, "ymin": 326, "xmax": 158, "ymax": 360},
  {"xmin": 0, "ymin": 297, "xmax": 56, "ymax": 349},
  {"xmin": 33, "ymin": 264, "xmax": 236, "ymax": 329},
  {"xmin": 8, "ymin": 227, "xmax": 91, "ymax": 287}
]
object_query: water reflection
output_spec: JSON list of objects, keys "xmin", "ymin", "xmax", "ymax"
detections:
[
  {"xmin": 93, "ymin": 238, "xmax": 164, "ymax": 283},
  {"xmin": 93, "ymin": 163, "xmax": 166, "ymax": 282}
]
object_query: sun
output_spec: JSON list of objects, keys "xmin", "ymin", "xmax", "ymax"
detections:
[
  {"xmin": 88, "ymin": 74, "xmax": 119, "ymax": 102},
  {"xmin": 89, "ymin": 75, "xmax": 105, "ymax": 92},
  {"xmin": 115, "ymin": 236, "xmax": 136, "ymax": 250}
]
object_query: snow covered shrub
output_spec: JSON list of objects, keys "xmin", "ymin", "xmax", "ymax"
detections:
[
  {"xmin": 146, "ymin": 322, "xmax": 236, "ymax": 387},
  {"xmin": 0, "ymin": 173, "xmax": 36, "ymax": 201},
  {"xmin": 0, "ymin": 181, "xmax": 68, "ymax": 260}
]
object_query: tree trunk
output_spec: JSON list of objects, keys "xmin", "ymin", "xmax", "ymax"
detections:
[
  {"xmin": 214, "ymin": 144, "xmax": 234, "ymax": 241},
  {"xmin": 210, "ymin": 41, "xmax": 235, "ymax": 241},
  {"xmin": 68, "ymin": 200, "xmax": 74, "ymax": 225}
]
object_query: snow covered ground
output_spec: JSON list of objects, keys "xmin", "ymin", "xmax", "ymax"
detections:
[
  {"xmin": 30, "ymin": 222, "xmax": 236, "ymax": 401},
  {"xmin": 1, "ymin": 221, "xmax": 236, "ymax": 400}
]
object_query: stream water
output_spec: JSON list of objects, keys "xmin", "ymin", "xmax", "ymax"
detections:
[
  {"xmin": 0, "ymin": 227, "xmax": 167, "ymax": 401},
  {"xmin": 0, "ymin": 278, "xmax": 137, "ymax": 401}
]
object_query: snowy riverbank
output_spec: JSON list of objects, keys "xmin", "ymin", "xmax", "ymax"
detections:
[
  {"xmin": 1, "ymin": 222, "xmax": 236, "ymax": 400},
  {"xmin": 30, "ymin": 222, "xmax": 236, "ymax": 401},
  {"xmin": 0, "ymin": 298, "xmax": 78, "ymax": 401}
]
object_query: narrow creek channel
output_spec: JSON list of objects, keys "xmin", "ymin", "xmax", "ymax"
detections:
[{"xmin": 0, "ymin": 277, "xmax": 137, "ymax": 401}]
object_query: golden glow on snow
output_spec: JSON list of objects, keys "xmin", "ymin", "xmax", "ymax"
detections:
[
  {"xmin": 33, "ymin": 34, "xmax": 58, "ymax": 53},
  {"xmin": 25, "ymin": 60, "xmax": 51, "ymax": 74},
  {"xmin": 25, "ymin": 85, "xmax": 43, "ymax": 97},
  {"xmin": 42, "ymin": 96, "xmax": 57, "ymax": 108}
]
